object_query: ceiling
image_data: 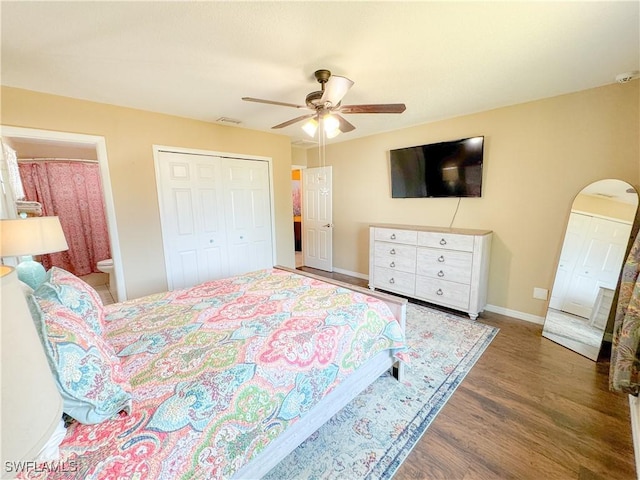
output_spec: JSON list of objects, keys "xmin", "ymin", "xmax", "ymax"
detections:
[
  {"xmin": 1, "ymin": 1, "xmax": 638, "ymax": 147},
  {"xmin": 581, "ymin": 179, "xmax": 638, "ymax": 206}
]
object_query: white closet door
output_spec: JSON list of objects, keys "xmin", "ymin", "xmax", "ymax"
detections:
[
  {"xmin": 560, "ymin": 215, "xmax": 631, "ymax": 318},
  {"xmin": 157, "ymin": 152, "xmax": 273, "ymax": 290},
  {"xmin": 157, "ymin": 152, "xmax": 229, "ymax": 290},
  {"xmin": 222, "ymin": 158, "xmax": 273, "ymax": 276}
]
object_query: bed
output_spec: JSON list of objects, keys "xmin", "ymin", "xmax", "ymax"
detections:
[{"xmin": 23, "ymin": 265, "xmax": 407, "ymax": 479}]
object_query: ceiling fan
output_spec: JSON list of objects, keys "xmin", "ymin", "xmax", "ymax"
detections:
[{"xmin": 242, "ymin": 69, "xmax": 406, "ymax": 136}]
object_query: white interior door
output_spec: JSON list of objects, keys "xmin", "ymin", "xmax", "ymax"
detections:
[
  {"xmin": 549, "ymin": 213, "xmax": 591, "ymax": 310},
  {"xmin": 560, "ymin": 215, "xmax": 631, "ymax": 318},
  {"xmin": 302, "ymin": 166, "xmax": 333, "ymax": 272},
  {"xmin": 222, "ymin": 158, "xmax": 273, "ymax": 276},
  {"xmin": 156, "ymin": 151, "xmax": 273, "ymax": 290},
  {"xmin": 157, "ymin": 152, "xmax": 229, "ymax": 289}
]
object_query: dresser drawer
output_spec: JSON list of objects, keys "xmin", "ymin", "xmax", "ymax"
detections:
[
  {"xmin": 373, "ymin": 267, "xmax": 415, "ymax": 296},
  {"xmin": 375, "ymin": 228, "xmax": 418, "ymax": 245},
  {"xmin": 416, "ymin": 248, "xmax": 472, "ymax": 284},
  {"xmin": 415, "ymin": 277, "xmax": 470, "ymax": 310},
  {"xmin": 417, "ymin": 231, "xmax": 474, "ymax": 252},
  {"xmin": 374, "ymin": 242, "xmax": 416, "ymax": 273}
]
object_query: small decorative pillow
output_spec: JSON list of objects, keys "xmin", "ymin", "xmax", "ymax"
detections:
[
  {"xmin": 28, "ymin": 296, "xmax": 132, "ymax": 425},
  {"xmin": 34, "ymin": 267, "xmax": 104, "ymax": 335}
]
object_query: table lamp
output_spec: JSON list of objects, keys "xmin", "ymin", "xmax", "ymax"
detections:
[
  {"xmin": 0, "ymin": 217, "xmax": 69, "ymax": 289},
  {"xmin": 1, "ymin": 266, "xmax": 64, "ymax": 478}
]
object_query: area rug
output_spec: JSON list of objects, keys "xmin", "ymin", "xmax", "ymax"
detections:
[{"xmin": 263, "ymin": 303, "xmax": 499, "ymax": 480}]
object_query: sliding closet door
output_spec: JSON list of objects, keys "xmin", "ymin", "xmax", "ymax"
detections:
[
  {"xmin": 156, "ymin": 151, "xmax": 273, "ymax": 290},
  {"xmin": 560, "ymin": 215, "xmax": 631, "ymax": 318},
  {"xmin": 222, "ymin": 158, "xmax": 273, "ymax": 276},
  {"xmin": 157, "ymin": 151, "xmax": 229, "ymax": 289}
]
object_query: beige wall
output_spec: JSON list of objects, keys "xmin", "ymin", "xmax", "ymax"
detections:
[
  {"xmin": 307, "ymin": 82, "xmax": 639, "ymax": 318},
  {"xmin": 1, "ymin": 87, "xmax": 294, "ymax": 299},
  {"xmin": 573, "ymin": 194, "xmax": 637, "ymax": 223},
  {"xmin": 3, "ymin": 82, "xmax": 638, "ymax": 318},
  {"xmin": 291, "ymin": 146, "xmax": 308, "ymax": 167}
]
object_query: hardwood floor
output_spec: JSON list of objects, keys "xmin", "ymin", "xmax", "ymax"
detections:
[{"xmin": 298, "ymin": 267, "xmax": 636, "ymax": 480}]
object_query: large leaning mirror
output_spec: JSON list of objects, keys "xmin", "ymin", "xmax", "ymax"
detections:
[{"xmin": 542, "ymin": 179, "xmax": 638, "ymax": 360}]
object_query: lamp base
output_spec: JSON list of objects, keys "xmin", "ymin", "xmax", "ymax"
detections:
[{"xmin": 16, "ymin": 256, "xmax": 46, "ymax": 290}]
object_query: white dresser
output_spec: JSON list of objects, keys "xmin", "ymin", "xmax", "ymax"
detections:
[{"xmin": 369, "ymin": 224, "xmax": 492, "ymax": 319}]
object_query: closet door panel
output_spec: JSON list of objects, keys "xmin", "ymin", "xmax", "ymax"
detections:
[
  {"xmin": 157, "ymin": 153, "xmax": 226, "ymax": 289},
  {"xmin": 560, "ymin": 214, "xmax": 632, "ymax": 318},
  {"xmin": 222, "ymin": 158, "xmax": 273, "ymax": 276}
]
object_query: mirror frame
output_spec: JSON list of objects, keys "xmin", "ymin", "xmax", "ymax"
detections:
[{"xmin": 542, "ymin": 179, "xmax": 639, "ymax": 360}]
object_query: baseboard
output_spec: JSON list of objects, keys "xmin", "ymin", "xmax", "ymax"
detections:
[
  {"xmin": 328, "ymin": 271, "xmax": 546, "ymax": 325},
  {"xmin": 484, "ymin": 304, "xmax": 546, "ymax": 325},
  {"xmin": 629, "ymin": 394, "xmax": 640, "ymax": 480}
]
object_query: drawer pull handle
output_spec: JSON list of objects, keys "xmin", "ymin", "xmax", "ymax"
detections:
[
  {"xmin": 437, "ymin": 270, "xmax": 444, "ymax": 277},
  {"xmin": 439, "ymin": 238, "xmax": 447, "ymax": 245},
  {"xmin": 390, "ymin": 233, "xmax": 396, "ymax": 240},
  {"xmin": 390, "ymin": 249, "xmax": 396, "ymax": 255},
  {"xmin": 436, "ymin": 288, "xmax": 444, "ymax": 296},
  {"xmin": 390, "ymin": 261, "xmax": 395, "ymax": 268},
  {"xmin": 437, "ymin": 255, "xmax": 445, "ymax": 263},
  {"xmin": 389, "ymin": 278, "xmax": 395, "ymax": 284}
]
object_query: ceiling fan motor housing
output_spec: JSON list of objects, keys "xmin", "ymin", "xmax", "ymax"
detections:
[
  {"xmin": 306, "ymin": 91, "xmax": 324, "ymax": 108},
  {"xmin": 314, "ymin": 69, "xmax": 331, "ymax": 84}
]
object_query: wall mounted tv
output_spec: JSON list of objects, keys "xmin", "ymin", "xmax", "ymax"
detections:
[{"xmin": 390, "ymin": 136, "xmax": 484, "ymax": 198}]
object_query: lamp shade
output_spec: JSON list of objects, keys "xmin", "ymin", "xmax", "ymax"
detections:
[
  {"xmin": 0, "ymin": 217, "xmax": 69, "ymax": 257},
  {"xmin": 0, "ymin": 266, "xmax": 63, "ymax": 475}
]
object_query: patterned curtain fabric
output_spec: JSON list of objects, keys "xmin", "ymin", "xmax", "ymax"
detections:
[
  {"xmin": 610, "ymin": 232, "xmax": 640, "ymax": 395},
  {"xmin": 18, "ymin": 160, "xmax": 111, "ymax": 277}
]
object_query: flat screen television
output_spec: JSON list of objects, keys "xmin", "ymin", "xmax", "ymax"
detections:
[{"xmin": 390, "ymin": 136, "xmax": 484, "ymax": 198}]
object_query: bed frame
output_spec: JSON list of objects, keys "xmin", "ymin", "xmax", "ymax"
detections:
[{"xmin": 232, "ymin": 266, "xmax": 407, "ymax": 479}]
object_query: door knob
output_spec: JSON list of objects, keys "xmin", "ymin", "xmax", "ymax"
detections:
[{"xmin": 323, "ymin": 223, "xmax": 333, "ymax": 228}]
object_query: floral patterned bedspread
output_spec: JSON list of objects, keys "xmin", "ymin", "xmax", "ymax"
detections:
[{"xmin": 25, "ymin": 268, "xmax": 406, "ymax": 479}]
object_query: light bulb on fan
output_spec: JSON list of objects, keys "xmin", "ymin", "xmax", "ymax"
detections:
[{"xmin": 323, "ymin": 114, "xmax": 341, "ymax": 138}]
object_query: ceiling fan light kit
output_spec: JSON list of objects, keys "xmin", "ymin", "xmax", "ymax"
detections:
[
  {"xmin": 302, "ymin": 117, "xmax": 319, "ymax": 137},
  {"xmin": 242, "ymin": 69, "xmax": 406, "ymax": 138}
]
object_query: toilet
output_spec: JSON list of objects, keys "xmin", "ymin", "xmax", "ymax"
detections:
[{"xmin": 96, "ymin": 259, "xmax": 118, "ymax": 302}]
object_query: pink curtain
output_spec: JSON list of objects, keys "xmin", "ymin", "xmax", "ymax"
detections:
[{"xmin": 18, "ymin": 161, "xmax": 111, "ymax": 276}]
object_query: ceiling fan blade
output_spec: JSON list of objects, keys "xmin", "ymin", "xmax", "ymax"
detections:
[
  {"xmin": 242, "ymin": 97, "xmax": 306, "ymax": 109},
  {"xmin": 272, "ymin": 113, "xmax": 316, "ymax": 129},
  {"xmin": 339, "ymin": 103, "xmax": 406, "ymax": 114},
  {"xmin": 335, "ymin": 114, "xmax": 356, "ymax": 133},
  {"xmin": 320, "ymin": 75, "xmax": 354, "ymax": 106}
]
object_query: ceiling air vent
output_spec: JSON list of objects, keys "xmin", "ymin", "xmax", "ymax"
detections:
[
  {"xmin": 292, "ymin": 139, "xmax": 318, "ymax": 147},
  {"xmin": 216, "ymin": 117, "xmax": 242, "ymax": 125}
]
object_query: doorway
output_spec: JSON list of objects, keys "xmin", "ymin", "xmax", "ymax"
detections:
[
  {"xmin": 292, "ymin": 167, "xmax": 303, "ymax": 268},
  {"xmin": 0, "ymin": 126, "xmax": 125, "ymax": 302}
]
